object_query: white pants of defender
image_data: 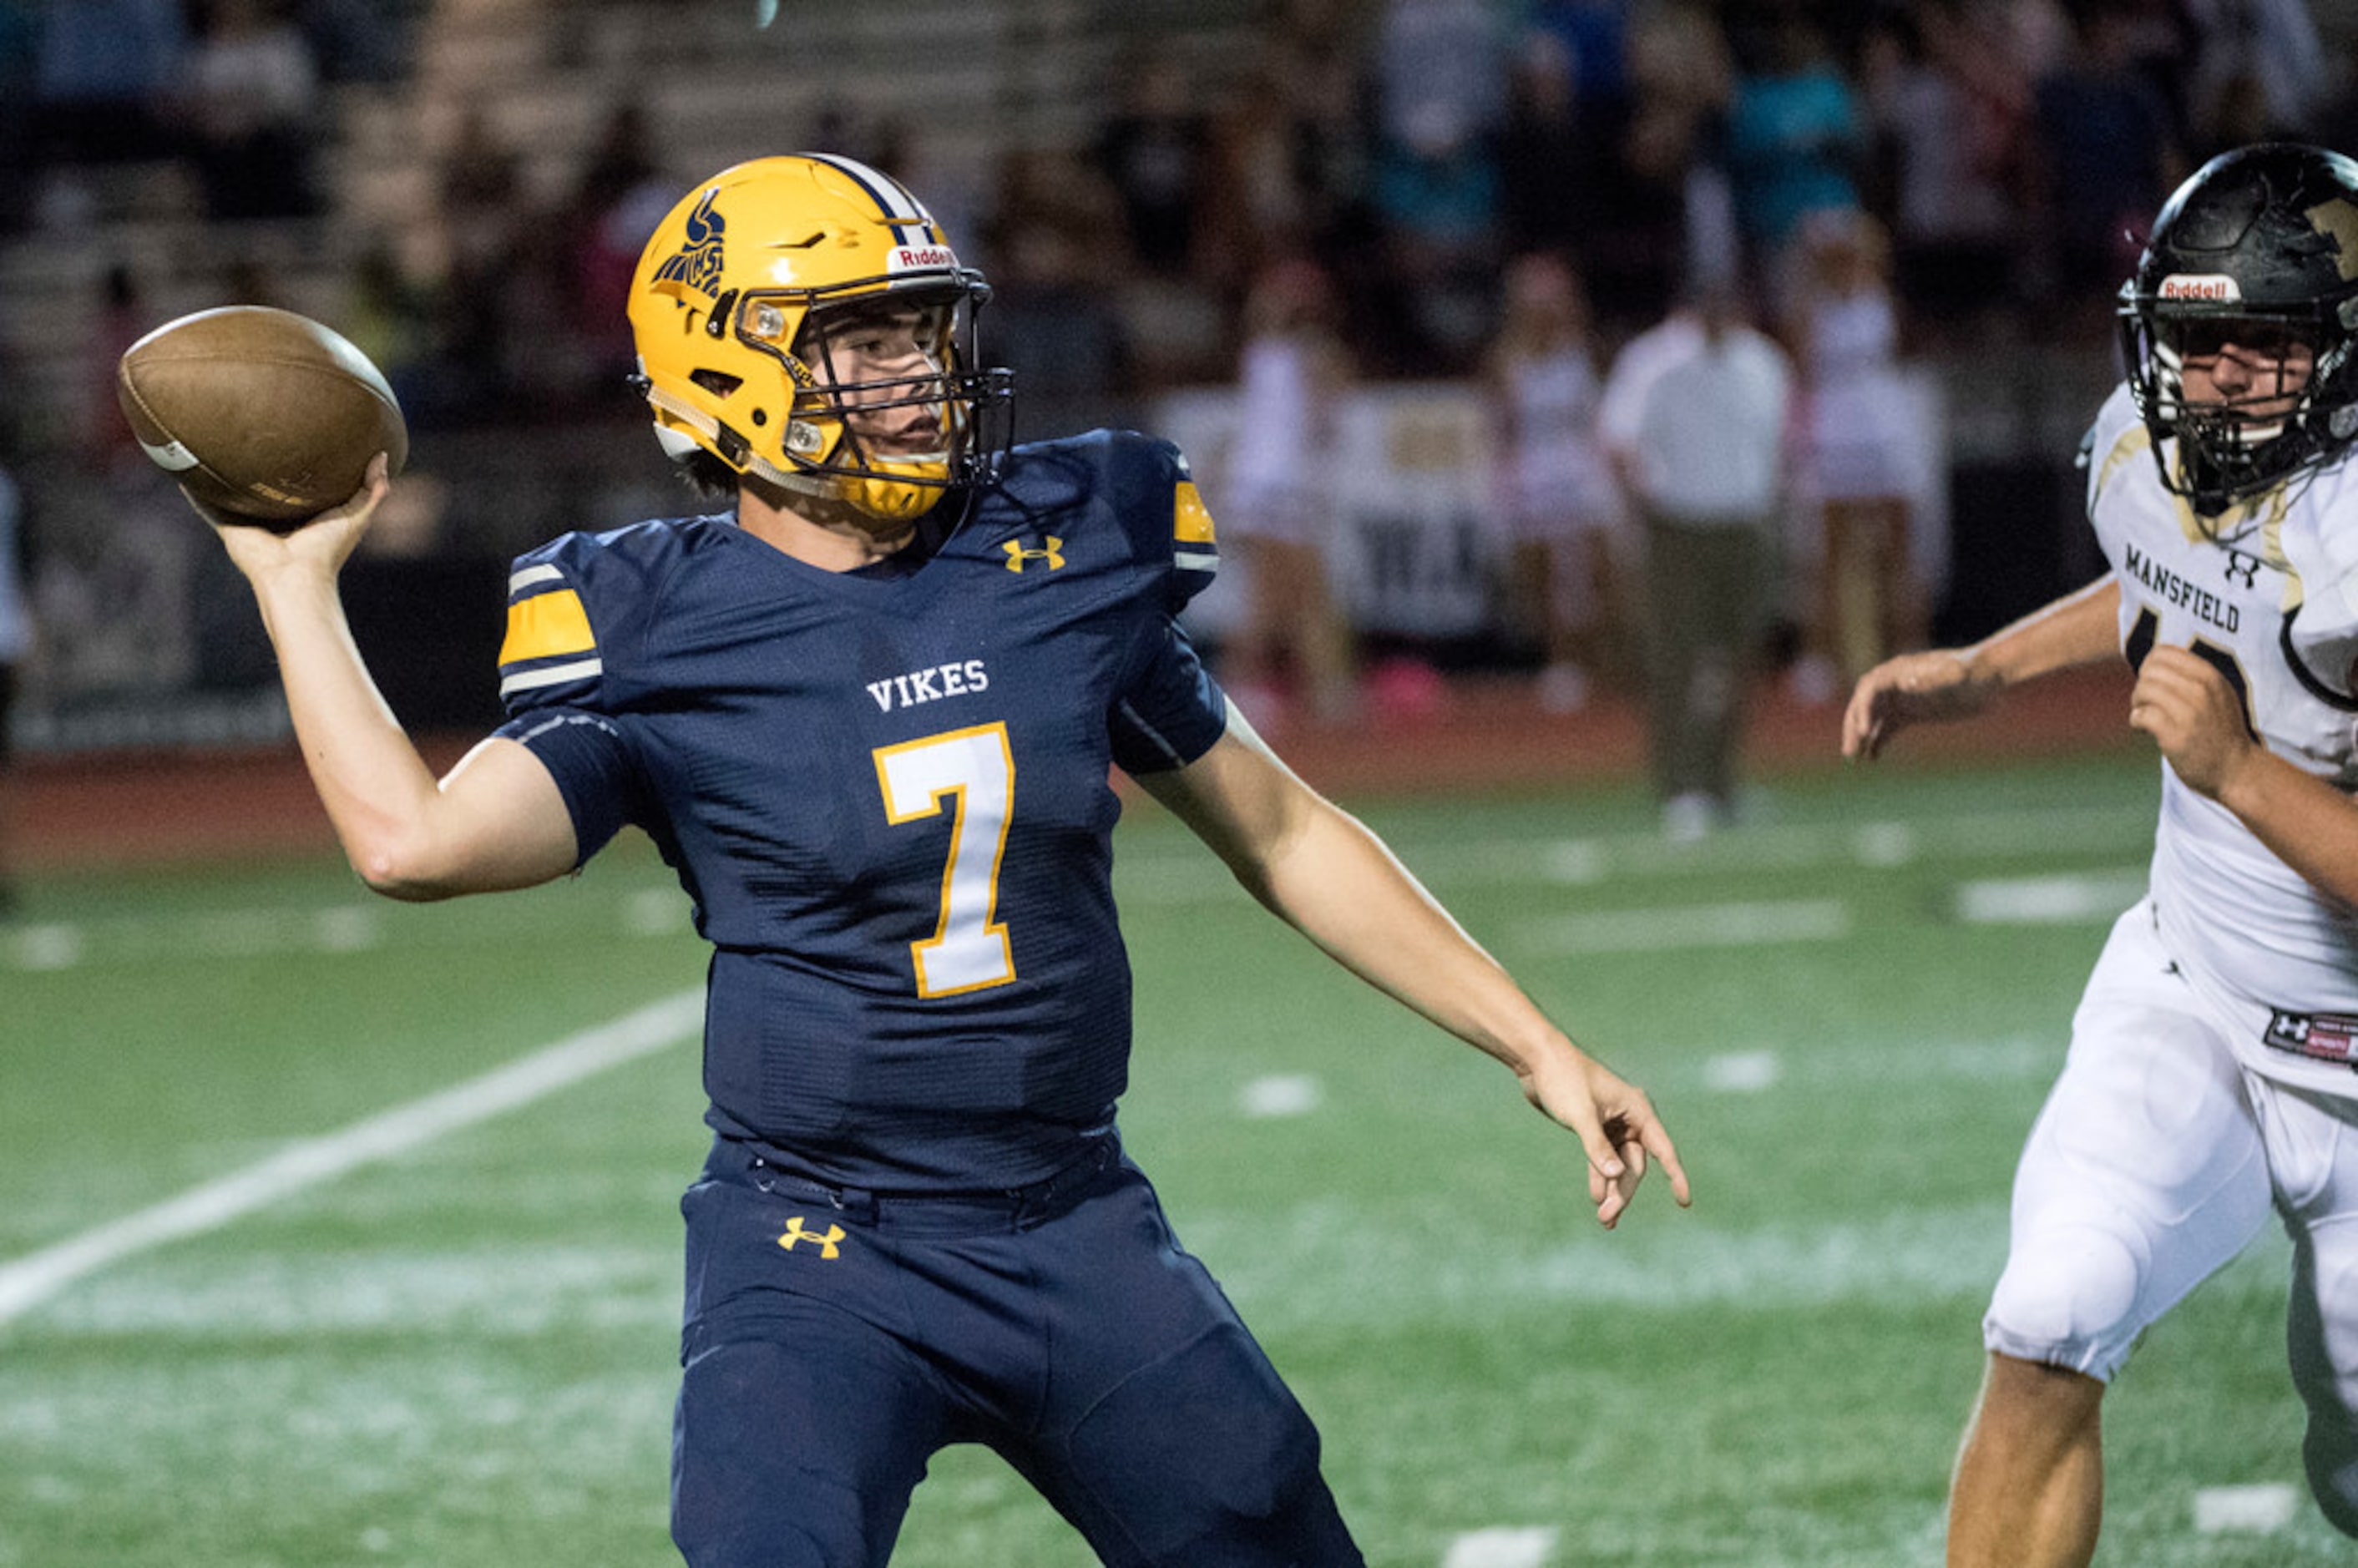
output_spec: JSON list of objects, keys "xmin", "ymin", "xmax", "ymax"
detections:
[{"xmin": 1988, "ymin": 899, "xmax": 2358, "ymax": 1529}]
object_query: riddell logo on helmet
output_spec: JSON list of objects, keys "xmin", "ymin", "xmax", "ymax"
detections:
[
  {"xmin": 891, "ymin": 245, "xmax": 956, "ymax": 271},
  {"xmin": 2160, "ymin": 274, "xmax": 2242, "ymax": 301}
]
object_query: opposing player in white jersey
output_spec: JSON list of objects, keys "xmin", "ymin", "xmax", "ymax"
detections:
[{"xmin": 1844, "ymin": 142, "xmax": 2358, "ymax": 1565}]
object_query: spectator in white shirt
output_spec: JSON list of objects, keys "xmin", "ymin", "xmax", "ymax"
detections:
[{"xmin": 1599, "ymin": 279, "xmax": 1795, "ymax": 840}]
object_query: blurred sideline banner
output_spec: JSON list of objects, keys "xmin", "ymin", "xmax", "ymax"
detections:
[
  {"xmin": 1156, "ymin": 382, "xmax": 1500, "ymax": 645},
  {"xmin": 1156, "ymin": 372, "xmax": 1951, "ymax": 649}
]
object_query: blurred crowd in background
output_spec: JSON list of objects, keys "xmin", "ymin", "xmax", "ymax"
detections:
[{"xmin": 0, "ymin": 0, "xmax": 2353, "ymax": 768}]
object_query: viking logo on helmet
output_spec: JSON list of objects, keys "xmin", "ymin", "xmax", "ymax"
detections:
[{"xmin": 652, "ymin": 190, "xmax": 727, "ymax": 299}]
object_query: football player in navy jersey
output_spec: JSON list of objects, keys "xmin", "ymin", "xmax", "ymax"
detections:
[
  {"xmin": 1846, "ymin": 144, "xmax": 2358, "ymax": 1563},
  {"xmin": 195, "ymin": 154, "xmax": 1690, "ymax": 1568}
]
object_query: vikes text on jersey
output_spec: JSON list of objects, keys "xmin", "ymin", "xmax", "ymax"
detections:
[{"xmin": 867, "ymin": 660, "xmax": 990, "ymax": 713}]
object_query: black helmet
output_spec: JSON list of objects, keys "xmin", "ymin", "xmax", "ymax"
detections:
[{"xmin": 2118, "ymin": 142, "xmax": 2358, "ymax": 518}]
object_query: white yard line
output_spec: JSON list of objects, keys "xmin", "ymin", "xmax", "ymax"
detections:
[
  {"xmin": 1703, "ymin": 1050, "xmax": 1783, "ymax": 1092},
  {"xmin": 1441, "ymin": 1526, "xmax": 1558, "ymax": 1568},
  {"xmin": 1955, "ymin": 873, "xmax": 2148, "ymax": 925},
  {"xmin": 1521, "ymin": 898, "xmax": 1853, "ymax": 954},
  {"xmin": 1239, "ymin": 1074, "xmax": 1324, "ymax": 1119},
  {"xmin": 2192, "ymin": 1483, "xmax": 2297, "ymax": 1534},
  {"xmin": 0, "ymin": 988, "xmax": 704, "ymax": 1328}
]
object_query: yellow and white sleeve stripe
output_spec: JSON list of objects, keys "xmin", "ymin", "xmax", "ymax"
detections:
[
  {"xmin": 498, "ymin": 564, "xmax": 602, "ymax": 701},
  {"xmin": 1173, "ymin": 478, "xmax": 1218, "ymax": 579}
]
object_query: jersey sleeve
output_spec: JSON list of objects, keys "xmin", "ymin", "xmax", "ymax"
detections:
[
  {"xmin": 1096, "ymin": 432, "xmax": 1228, "ymax": 770},
  {"xmin": 488, "ymin": 535, "xmax": 647, "ymax": 863},
  {"xmin": 496, "ymin": 543, "xmax": 605, "ymax": 711},
  {"xmin": 2079, "ymin": 382, "xmax": 2147, "ymax": 576},
  {"xmin": 494, "ymin": 706, "xmax": 643, "ymax": 863},
  {"xmin": 1109, "ymin": 616, "xmax": 1228, "ymax": 774},
  {"xmin": 1102, "ymin": 431, "xmax": 1220, "ymax": 615},
  {"xmin": 2280, "ymin": 463, "xmax": 2358, "ymax": 659},
  {"xmin": 1168, "ymin": 448, "xmax": 1220, "ymax": 612}
]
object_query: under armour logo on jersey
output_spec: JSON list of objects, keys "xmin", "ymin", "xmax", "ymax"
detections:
[
  {"xmin": 2223, "ymin": 550, "xmax": 2262, "ymax": 588},
  {"xmin": 1003, "ymin": 537, "xmax": 1065, "ymax": 573},
  {"xmin": 777, "ymin": 1216, "xmax": 846, "ymax": 1258}
]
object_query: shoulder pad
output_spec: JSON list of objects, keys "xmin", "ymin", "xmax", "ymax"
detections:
[
  {"xmin": 499, "ymin": 539, "xmax": 601, "ymax": 711},
  {"xmin": 1104, "ymin": 430, "xmax": 1218, "ymax": 613},
  {"xmin": 496, "ymin": 518, "xmax": 697, "ymax": 712},
  {"xmin": 994, "ymin": 432, "xmax": 1219, "ymax": 613},
  {"xmin": 2083, "ymin": 383, "xmax": 2149, "ymax": 515}
]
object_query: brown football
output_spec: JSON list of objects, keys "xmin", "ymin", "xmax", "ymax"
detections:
[{"xmin": 116, "ymin": 305, "xmax": 408, "ymax": 529}]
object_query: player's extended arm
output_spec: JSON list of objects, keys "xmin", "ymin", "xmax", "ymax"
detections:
[
  {"xmin": 1841, "ymin": 575, "xmax": 2123, "ymax": 760},
  {"xmin": 1136, "ymin": 703, "xmax": 1690, "ymax": 1228},
  {"xmin": 202, "ymin": 458, "xmax": 578, "ymax": 901},
  {"xmin": 2133, "ymin": 643, "xmax": 2358, "ymax": 908}
]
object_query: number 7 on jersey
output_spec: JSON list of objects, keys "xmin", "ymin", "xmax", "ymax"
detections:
[{"xmin": 873, "ymin": 723, "xmax": 1017, "ymax": 998}]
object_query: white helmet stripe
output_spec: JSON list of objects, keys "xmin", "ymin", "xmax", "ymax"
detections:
[{"xmin": 807, "ymin": 152, "xmax": 934, "ymax": 248}]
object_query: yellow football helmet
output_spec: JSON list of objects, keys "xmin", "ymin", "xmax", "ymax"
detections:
[{"xmin": 627, "ymin": 154, "xmax": 1010, "ymax": 522}]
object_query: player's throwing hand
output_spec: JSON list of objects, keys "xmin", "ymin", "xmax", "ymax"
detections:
[{"xmin": 200, "ymin": 453, "xmax": 392, "ymax": 584}]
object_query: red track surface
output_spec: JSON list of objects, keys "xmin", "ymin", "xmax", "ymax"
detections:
[{"xmin": 12, "ymin": 668, "xmax": 2144, "ymax": 873}]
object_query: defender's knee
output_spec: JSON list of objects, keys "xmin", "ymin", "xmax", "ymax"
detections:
[{"xmin": 1985, "ymin": 1226, "xmax": 2144, "ymax": 1379}]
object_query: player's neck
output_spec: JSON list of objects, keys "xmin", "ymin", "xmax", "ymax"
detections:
[{"xmin": 736, "ymin": 483, "xmax": 919, "ymax": 572}]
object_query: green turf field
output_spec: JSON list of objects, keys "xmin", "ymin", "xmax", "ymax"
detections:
[{"xmin": 4, "ymin": 751, "xmax": 2348, "ymax": 1565}]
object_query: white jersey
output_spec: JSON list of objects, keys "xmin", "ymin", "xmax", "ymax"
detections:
[{"xmin": 2085, "ymin": 381, "xmax": 2358, "ymax": 1097}]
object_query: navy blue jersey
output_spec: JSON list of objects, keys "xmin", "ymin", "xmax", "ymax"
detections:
[{"xmin": 493, "ymin": 432, "xmax": 1227, "ymax": 1190}]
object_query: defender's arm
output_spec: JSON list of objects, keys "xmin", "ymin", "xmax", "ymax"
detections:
[{"xmin": 1844, "ymin": 576, "xmax": 2123, "ymax": 760}]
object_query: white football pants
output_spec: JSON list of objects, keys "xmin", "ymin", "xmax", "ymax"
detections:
[{"xmin": 1986, "ymin": 900, "xmax": 2358, "ymax": 1531}]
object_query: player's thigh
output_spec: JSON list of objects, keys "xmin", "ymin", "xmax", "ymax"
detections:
[
  {"xmin": 2268, "ymin": 1084, "xmax": 2358, "ymax": 1528},
  {"xmin": 671, "ymin": 1171, "xmax": 947, "ymax": 1568},
  {"xmin": 1987, "ymin": 908, "xmax": 2274, "ymax": 1379},
  {"xmin": 1014, "ymin": 1165, "xmax": 1364, "ymax": 1568}
]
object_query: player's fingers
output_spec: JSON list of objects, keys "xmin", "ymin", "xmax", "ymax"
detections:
[
  {"xmin": 1642, "ymin": 1119, "xmax": 1693, "ymax": 1206},
  {"xmin": 1572, "ymin": 1115, "xmax": 1626, "ymax": 1185},
  {"xmin": 1839, "ymin": 684, "xmax": 1881, "ymax": 758},
  {"xmin": 1538, "ymin": 1075, "xmax": 1628, "ymax": 1184},
  {"xmin": 342, "ymin": 453, "xmax": 392, "ymax": 509},
  {"xmin": 305, "ymin": 454, "xmax": 394, "ymax": 536},
  {"xmin": 2136, "ymin": 648, "xmax": 2224, "ymax": 706},
  {"xmin": 1588, "ymin": 1145, "xmax": 1631, "ymax": 1227}
]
